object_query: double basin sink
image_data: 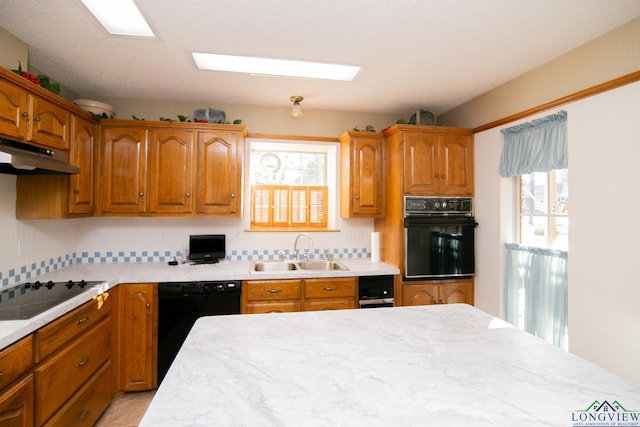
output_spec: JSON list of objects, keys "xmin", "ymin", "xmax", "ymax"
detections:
[{"xmin": 250, "ymin": 259, "xmax": 349, "ymax": 273}]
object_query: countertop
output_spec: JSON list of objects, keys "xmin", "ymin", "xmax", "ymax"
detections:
[
  {"xmin": 0, "ymin": 259, "xmax": 399, "ymax": 349},
  {"xmin": 139, "ymin": 304, "xmax": 640, "ymax": 427}
]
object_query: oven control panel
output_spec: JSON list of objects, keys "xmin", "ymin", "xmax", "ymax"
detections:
[{"xmin": 404, "ymin": 196, "xmax": 473, "ymax": 216}]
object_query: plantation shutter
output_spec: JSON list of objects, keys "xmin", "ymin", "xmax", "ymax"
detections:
[{"xmin": 250, "ymin": 185, "xmax": 327, "ymax": 228}]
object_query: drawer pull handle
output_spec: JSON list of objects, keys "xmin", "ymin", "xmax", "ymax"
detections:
[
  {"xmin": 75, "ymin": 408, "xmax": 90, "ymax": 422},
  {"xmin": 267, "ymin": 289, "xmax": 282, "ymax": 294},
  {"xmin": 323, "ymin": 287, "xmax": 337, "ymax": 291},
  {"xmin": 76, "ymin": 315, "xmax": 90, "ymax": 324},
  {"xmin": 76, "ymin": 356, "xmax": 90, "ymax": 367}
]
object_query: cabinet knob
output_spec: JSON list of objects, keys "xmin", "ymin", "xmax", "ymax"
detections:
[
  {"xmin": 21, "ymin": 112, "xmax": 29, "ymax": 118},
  {"xmin": 139, "ymin": 192, "xmax": 144, "ymax": 197},
  {"xmin": 355, "ymin": 195, "xmax": 360, "ymax": 200},
  {"xmin": 434, "ymin": 174, "xmax": 439, "ymax": 178},
  {"xmin": 146, "ymin": 303, "xmax": 150, "ymax": 309},
  {"xmin": 73, "ymin": 188, "xmax": 80, "ymax": 194},
  {"xmin": 34, "ymin": 115, "xmax": 41, "ymax": 122},
  {"xmin": 231, "ymin": 193, "xmax": 235, "ymax": 198},
  {"xmin": 186, "ymin": 192, "xmax": 190, "ymax": 197},
  {"xmin": 441, "ymin": 174, "xmax": 446, "ymax": 179}
]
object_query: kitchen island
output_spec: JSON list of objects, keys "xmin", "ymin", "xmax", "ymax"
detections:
[{"xmin": 139, "ymin": 304, "xmax": 640, "ymax": 426}]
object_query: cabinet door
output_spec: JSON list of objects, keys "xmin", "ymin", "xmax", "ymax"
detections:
[
  {"xmin": 195, "ymin": 130, "xmax": 243, "ymax": 215},
  {"xmin": 439, "ymin": 280, "xmax": 474, "ymax": 305},
  {"xmin": 0, "ymin": 374, "xmax": 34, "ymax": 427},
  {"xmin": 118, "ymin": 284, "xmax": 157, "ymax": 391},
  {"xmin": 439, "ymin": 132, "xmax": 474, "ymax": 195},
  {"xmin": 148, "ymin": 129, "xmax": 194, "ymax": 214},
  {"xmin": 101, "ymin": 126, "xmax": 148, "ymax": 214},
  {"xmin": 341, "ymin": 133, "xmax": 385, "ymax": 217},
  {"xmin": 246, "ymin": 301, "xmax": 301, "ymax": 314},
  {"xmin": 0, "ymin": 77, "xmax": 28, "ymax": 140},
  {"xmin": 67, "ymin": 115, "xmax": 96, "ymax": 215},
  {"xmin": 402, "ymin": 283, "xmax": 438, "ymax": 306},
  {"xmin": 28, "ymin": 94, "xmax": 70, "ymax": 150},
  {"xmin": 403, "ymin": 132, "xmax": 438, "ymax": 194}
]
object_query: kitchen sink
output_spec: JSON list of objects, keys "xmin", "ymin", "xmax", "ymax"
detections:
[
  {"xmin": 251, "ymin": 261, "xmax": 298, "ymax": 272},
  {"xmin": 250, "ymin": 259, "xmax": 349, "ymax": 273},
  {"xmin": 297, "ymin": 260, "xmax": 348, "ymax": 271}
]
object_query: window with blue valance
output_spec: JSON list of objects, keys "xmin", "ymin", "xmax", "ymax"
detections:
[
  {"xmin": 499, "ymin": 110, "xmax": 567, "ymax": 177},
  {"xmin": 500, "ymin": 110, "xmax": 569, "ymax": 350}
]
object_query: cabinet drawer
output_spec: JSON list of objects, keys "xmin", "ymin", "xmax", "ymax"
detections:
[
  {"xmin": 43, "ymin": 360, "xmax": 113, "ymax": 427},
  {"xmin": 0, "ymin": 335, "xmax": 33, "ymax": 390},
  {"xmin": 0, "ymin": 373, "xmax": 34, "ymax": 427},
  {"xmin": 304, "ymin": 298, "xmax": 356, "ymax": 311},
  {"xmin": 304, "ymin": 278, "xmax": 356, "ymax": 299},
  {"xmin": 35, "ymin": 317, "xmax": 111, "ymax": 425},
  {"xmin": 35, "ymin": 292, "xmax": 111, "ymax": 362},
  {"xmin": 246, "ymin": 301, "xmax": 301, "ymax": 314},
  {"xmin": 246, "ymin": 280, "xmax": 302, "ymax": 302}
]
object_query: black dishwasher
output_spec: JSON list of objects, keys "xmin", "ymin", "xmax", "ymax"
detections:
[{"xmin": 157, "ymin": 281, "xmax": 242, "ymax": 384}]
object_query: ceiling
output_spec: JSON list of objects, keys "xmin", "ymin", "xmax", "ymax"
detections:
[{"xmin": 1, "ymin": 0, "xmax": 639, "ymax": 117}]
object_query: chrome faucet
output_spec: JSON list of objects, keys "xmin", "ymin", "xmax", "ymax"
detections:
[{"xmin": 294, "ymin": 233, "xmax": 313, "ymax": 260}]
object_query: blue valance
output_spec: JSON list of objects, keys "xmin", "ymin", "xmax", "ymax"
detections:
[{"xmin": 499, "ymin": 111, "xmax": 567, "ymax": 177}]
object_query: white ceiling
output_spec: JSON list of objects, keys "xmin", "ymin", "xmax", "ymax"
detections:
[{"xmin": 1, "ymin": 0, "xmax": 639, "ymax": 116}]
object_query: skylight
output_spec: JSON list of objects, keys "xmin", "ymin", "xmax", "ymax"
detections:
[
  {"xmin": 81, "ymin": 0, "xmax": 155, "ymax": 37},
  {"xmin": 192, "ymin": 53, "xmax": 361, "ymax": 82}
]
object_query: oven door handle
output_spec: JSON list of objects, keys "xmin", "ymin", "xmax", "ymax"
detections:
[
  {"xmin": 359, "ymin": 298, "xmax": 395, "ymax": 306},
  {"xmin": 404, "ymin": 217, "xmax": 477, "ymax": 227}
]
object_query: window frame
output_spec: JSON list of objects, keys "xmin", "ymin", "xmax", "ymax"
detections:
[
  {"xmin": 517, "ymin": 169, "xmax": 568, "ymax": 250},
  {"xmin": 246, "ymin": 137, "xmax": 338, "ymax": 231}
]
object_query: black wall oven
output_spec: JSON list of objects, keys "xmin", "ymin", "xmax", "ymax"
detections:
[{"xmin": 404, "ymin": 196, "xmax": 477, "ymax": 279}]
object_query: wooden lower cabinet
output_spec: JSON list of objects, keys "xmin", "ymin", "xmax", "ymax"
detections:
[
  {"xmin": 42, "ymin": 361, "xmax": 112, "ymax": 427},
  {"xmin": 115, "ymin": 283, "xmax": 158, "ymax": 391},
  {"xmin": 402, "ymin": 278, "xmax": 474, "ymax": 306},
  {"xmin": 304, "ymin": 278, "xmax": 357, "ymax": 311},
  {"xmin": 34, "ymin": 318, "xmax": 111, "ymax": 425},
  {"xmin": 243, "ymin": 277, "xmax": 357, "ymax": 313},
  {"xmin": 0, "ymin": 374, "xmax": 34, "ymax": 427},
  {"xmin": 244, "ymin": 280, "xmax": 302, "ymax": 314}
]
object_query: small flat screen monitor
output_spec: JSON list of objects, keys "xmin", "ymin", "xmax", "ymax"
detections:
[{"xmin": 188, "ymin": 234, "xmax": 225, "ymax": 264}]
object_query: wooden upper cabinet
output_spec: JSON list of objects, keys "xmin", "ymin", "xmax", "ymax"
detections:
[
  {"xmin": 100, "ymin": 124, "xmax": 149, "ymax": 214},
  {"xmin": 28, "ymin": 94, "xmax": 70, "ymax": 150},
  {"xmin": 340, "ymin": 131, "xmax": 385, "ymax": 218},
  {"xmin": 195, "ymin": 130, "xmax": 244, "ymax": 216},
  {"xmin": 0, "ymin": 72, "xmax": 69, "ymax": 151},
  {"xmin": 0, "ymin": 76, "xmax": 29, "ymax": 140},
  {"xmin": 67, "ymin": 115, "xmax": 96, "ymax": 215},
  {"xmin": 385, "ymin": 125, "xmax": 474, "ymax": 196},
  {"xmin": 148, "ymin": 129, "xmax": 195, "ymax": 214},
  {"xmin": 439, "ymin": 131, "xmax": 474, "ymax": 195},
  {"xmin": 403, "ymin": 131, "xmax": 438, "ymax": 194}
]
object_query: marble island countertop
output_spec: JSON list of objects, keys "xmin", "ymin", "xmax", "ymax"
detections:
[
  {"xmin": 0, "ymin": 259, "xmax": 398, "ymax": 349},
  {"xmin": 140, "ymin": 304, "xmax": 640, "ymax": 427}
]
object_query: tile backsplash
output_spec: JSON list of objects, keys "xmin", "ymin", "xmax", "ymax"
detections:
[{"xmin": 1, "ymin": 247, "xmax": 369, "ymax": 288}]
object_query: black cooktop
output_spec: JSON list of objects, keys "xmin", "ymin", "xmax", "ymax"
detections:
[{"xmin": 0, "ymin": 280, "xmax": 103, "ymax": 321}]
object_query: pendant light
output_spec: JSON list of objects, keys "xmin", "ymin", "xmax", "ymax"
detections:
[{"xmin": 290, "ymin": 96, "xmax": 303, "ymax": 118}]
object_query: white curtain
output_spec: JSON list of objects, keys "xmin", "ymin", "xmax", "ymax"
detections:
[{"xmin": 504, "ymin": 244, "xmax": 568, "ymax": 349}]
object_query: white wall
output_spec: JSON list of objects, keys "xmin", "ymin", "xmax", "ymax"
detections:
[
  {"xmin": 474, "ymin": 81, "xmax": 640, "ymax": 383},
  {"xmin": 567, "ymin": 81, "xmax": 640, "ymax": 384}
]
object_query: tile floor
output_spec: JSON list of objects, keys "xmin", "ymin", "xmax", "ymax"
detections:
[{"xmin": 94, "ymin": 391, "xmax": 155, "ymax": 427}]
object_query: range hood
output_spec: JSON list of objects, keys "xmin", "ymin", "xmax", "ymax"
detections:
[{"xmin": 0, "ymin": 137, "xmax": 79, "ymax": 175}]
